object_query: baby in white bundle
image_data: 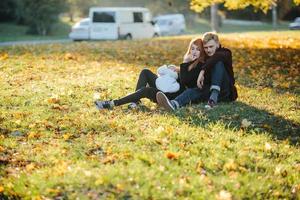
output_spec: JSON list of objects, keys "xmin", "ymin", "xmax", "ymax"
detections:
[{"xmin": 155, "ymin": 64, "xmax": 180, "ymax": 93}]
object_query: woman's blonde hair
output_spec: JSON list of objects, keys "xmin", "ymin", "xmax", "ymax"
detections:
[{"xmin": 184, "ymin": 37, "xmax": 206, "ymax": 71}]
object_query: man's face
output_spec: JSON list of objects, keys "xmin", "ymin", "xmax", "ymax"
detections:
[{"xmin": 203, "ymin": 40, "xmax": 219, "ymax": 56}]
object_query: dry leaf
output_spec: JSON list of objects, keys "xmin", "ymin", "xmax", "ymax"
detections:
[
  {"xmin": 292, "ymin": 184, "xmax": 300, "ymax": 195},
  {"xmin": 47, "ymin": 95, "xmax": 60, "ymax": 104},
  {"xmin": 0, "ymin": 185, "xmax": 4, "ymax": 192},
  {"xmin": 241, "ymin": 119, "xmax": 252, "ymax": 128},
  {"xmin": 63, "ymin": 133, "xmax": 72, "ymax": 140},
  {"xmin": 26, "ymin": 163, "xmax": 35, "ymax": 171},
  {"xmin": 217, "ymin": 190, "xmax": 232, "ymax": 200},
  {"xmin": 95, "ymin": 178, "xmax": 104, "ymax": 186},
  {"xmin": 166, "ymin": 152, "xmax": 179, "ymax": 160},
  {"xmin": 93, "ymin": 92, "xmax": 100, "ymax": 100},
  {"xmin": 265, "ymin": 142, "xmax": 272, "ymax": 151},
  {"xmin": 223, "ymin": 160, "xmax": 238, "ymax": 172},
  {"xmin": 0, "ymin": 146, "xmax": 4, "ymax": 152},
  {"xmin": 64, "ymin": 53, "xmax": 76, "ymax": 60},
  {"xmin": 0, "ymin": 53, "xmax": 9, "ymax": 61},
  {"xmin": 27, "ymin": 132, "xmax": 40, "ymax": 139},
  {"xmin": 262, "ymin": 124, "xmax": 271, "ymax": 130}
]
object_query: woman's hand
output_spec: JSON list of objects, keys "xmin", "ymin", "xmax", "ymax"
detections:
[
  {"xmin": 197, "ymin": 70, "xmax": 205, "ymax": 89},
  {"xmin": 183, "ymin": 54, "xmax": 194, "ymax": 63},
  {"xmin": 167, "ymin": 65, "xmax": 180, "ymax": 72}
]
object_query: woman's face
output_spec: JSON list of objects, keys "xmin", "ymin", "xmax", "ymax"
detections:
[{"xmin": 190, "ymin": 43, "xmax": 201, "ymax": 60}]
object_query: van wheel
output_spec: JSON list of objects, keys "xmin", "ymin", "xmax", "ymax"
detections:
[
  {"xmin": 153, "ymin": 33, "xmax": 159, "ymax": 38},
  {"xmin": 125, "ymin": 34, "xmax": 132, "ymax": 40}
]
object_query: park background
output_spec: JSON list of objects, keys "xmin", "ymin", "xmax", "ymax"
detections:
[
  {"xmin": 0, "ymin": 0, "xmax": 300, "ymax": 199},
  {"xmin": 0, "ymin": 0, "xmax": 300, "ymax": 41}
]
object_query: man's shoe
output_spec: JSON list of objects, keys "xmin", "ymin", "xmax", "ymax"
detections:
[
  {"xmin": 95, "ymin": 100, "xmax": 113, "ymax": 110},
  {"xmin": 204, "ymin": 99, "xmax": 216, "ymax": 110},
  {"xmin": 156, "ymin": 92, "xmax": 175, "ymax": 111}
]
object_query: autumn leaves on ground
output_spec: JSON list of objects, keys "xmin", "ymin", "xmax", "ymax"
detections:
[{"xmin": 0, "ymin": 32, "xmax": 300, "ymax": 199}]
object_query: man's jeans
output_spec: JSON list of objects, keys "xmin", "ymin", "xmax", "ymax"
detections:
[{"xmin": 174, "ymin": 61, "xmax": 231, "ymax": 107}]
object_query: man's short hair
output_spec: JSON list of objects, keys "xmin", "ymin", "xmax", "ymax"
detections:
[{"xmin": 202, "ymin": 32, "xmax": 219, "ymax": 44}]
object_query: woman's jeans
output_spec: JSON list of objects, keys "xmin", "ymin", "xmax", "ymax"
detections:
[
  {"xmin": 174, "ymin": 61, "xmax": 231, "ymax": 107},
  {"xmin": 114, "ymin": 69, "xmax": 182, "ymax": 106}
]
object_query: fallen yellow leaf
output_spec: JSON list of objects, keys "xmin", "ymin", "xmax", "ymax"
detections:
[
  {"xmin": 223, "ymin": 160, "xmax": 238, "ymax": 172},
  {"xmin": 241, "ymin": 119, "xmax": 252, "ymax": 128},
  {"xmin": 26, "ymin": 163, "xmax": 35, "ymax": 171},
  {"xmin": 262, "ymin": 124, "xmax": 271, "ymax": 130},
  {"xmin": 64, "ymin": 53, "xmax": 76, "ymax": 60},
  {"xmin": 27, "ymin": 132, "xmax": 40, "ymax": 139},
  {"xmin": 217, "ymin": 190, "xmax": 232, "ymax": 200},
  {"xmin": 63, "ymin": 133, "xmax": 71, "ymax": 140},
  {"xmin": 47, "ymin": 95, "xmax": 60, "ymax": 104},
  {"xmin": 0, "ymin": 53, "xmax": 9, "ymax": 61},
  {"xmin": 265, "ymin": 142, "xmax": 272, "ymax": 151}
]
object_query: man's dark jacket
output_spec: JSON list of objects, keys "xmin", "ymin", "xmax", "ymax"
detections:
[{"xmin": 201, "ymin": 46, "xmax": 238, "ymax": 101}]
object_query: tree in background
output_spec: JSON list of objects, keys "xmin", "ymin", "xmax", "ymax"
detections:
[
  {"xmin": 190, "ymin": 0, "xmax": 300, "ymax": 31},
  {"xmin": 14, "ymin": 0, "xmax": 68, "ymax": 35},
  {"xmin": 97, "ymin": 0, "xmax": 198, "ymax": 26},
  {"xmin": 67, "ymin": 0, "xmax": 99, "ymax": 22},
  {"xmin": 0, "ymin": 0, "xmax": 16, "ymax": 22}
]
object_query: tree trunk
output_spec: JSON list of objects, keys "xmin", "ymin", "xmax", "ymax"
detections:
[
  {"xmin": 69, "ymin": 12, "xmax": 74, "ymax": 22},
  {"xmin": 272, "ymin": 4, "xmax": 278, "ymax": 30},
  {"xmin": 211, "ymin": 3, "xmax": 219, "ymax": 32}
]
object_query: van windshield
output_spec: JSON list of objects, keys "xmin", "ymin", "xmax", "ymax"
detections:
[{"xmin": 93, "ymin": 12, "xmax": 116, "ymax": 23}]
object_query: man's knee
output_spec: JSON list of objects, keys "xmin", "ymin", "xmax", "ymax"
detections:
[{"xmin": 214, "ymin": 61, "xmax": 225, "ymax": 70}]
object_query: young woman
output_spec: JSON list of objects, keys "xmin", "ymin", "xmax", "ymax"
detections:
[{"xmin": 95, "ymin": 37, "xmax": 206, "ymax": 110}]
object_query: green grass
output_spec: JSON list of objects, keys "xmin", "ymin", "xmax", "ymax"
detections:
[
  {"xmin": 0, "ymin": 18, "xmax": 72, "ymax": 42},
  {"xmin": 0, "ymin": 32, "xmax": 299, "ymax": 199},
  {"xmin": 0, "ymin": 16, "xmax": 295, "ymax": 43}
]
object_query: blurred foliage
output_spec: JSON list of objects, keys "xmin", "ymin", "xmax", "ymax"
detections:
[
  {"xmin": 191, "ymin": 0, "xmax": 300, "ymax": 13},
  {"xmin": 0, "ymin": 0, "xmax": 300, "ymax": 36}
]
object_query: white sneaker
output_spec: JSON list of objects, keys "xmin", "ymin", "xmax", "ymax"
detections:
[
  {"xmin": 128, "ymin": 102, "xmax": 138, "ymax": 109},
  {"xmin": 156, "ymin": 92, "xmax": 175, "ymax": 111}
]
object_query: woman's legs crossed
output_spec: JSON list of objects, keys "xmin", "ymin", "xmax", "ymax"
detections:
[
  {"xmin": 135, "ymin": 69, "xmax": 158, "ymax": 91},
  {"xmin": 113, "ymin": 87, "xmax": 159, "ymax": 106}
]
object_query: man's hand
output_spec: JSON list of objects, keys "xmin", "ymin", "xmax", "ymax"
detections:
[{"xmin": 197, "ymin": 70, "xmax": 205, "ymax": 89}]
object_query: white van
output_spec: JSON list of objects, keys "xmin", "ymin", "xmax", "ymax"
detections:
[
  {"xmin": 89, "ymin": 7, "xmax": 160, "ymax": 40},
  {"xmin": 154, "ymin": 14, "xmax": 186, "ymax": 36}
]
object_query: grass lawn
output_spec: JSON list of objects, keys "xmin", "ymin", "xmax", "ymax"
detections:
[
  {"xmin": 0, "ymin": 32, "xmax": 299, "ymax": 199},
  {"xmin": 0, "ymin": 19, "xmax": 72, "ymax": 42},
  {"xmin": 0, "ymin": 16, "xmax": 295, "ymax": 43}
]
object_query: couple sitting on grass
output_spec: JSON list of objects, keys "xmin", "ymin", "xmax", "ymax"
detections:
[{"xmin": 95, "ymin": 32, "xmax": 238, "ymax": 111}]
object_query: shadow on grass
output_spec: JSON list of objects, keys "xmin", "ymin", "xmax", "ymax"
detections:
[
  {"xmin": 169, "ymin": 101, "xmax": 299, "ymax": 145},
  {"xmin": 116, "ymin": 99, "xmax": 299, "ymax": 146}
]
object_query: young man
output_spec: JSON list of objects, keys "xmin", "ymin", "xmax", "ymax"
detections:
[{"xmin": 156, "ymin": 32, "xmax": 238, "ymax": 111}]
